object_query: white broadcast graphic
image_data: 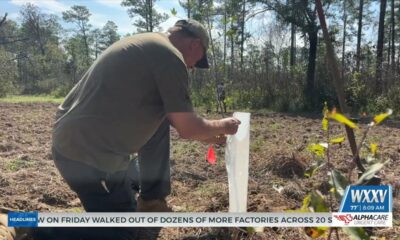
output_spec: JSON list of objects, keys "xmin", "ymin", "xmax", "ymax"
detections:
[
  {"xmin": 332, "ymin": 185, "xmax": 393, "ymax": 227},
  {"xmin": 225, "ymin": 112, "xmax": 251, "ymax": 213}
]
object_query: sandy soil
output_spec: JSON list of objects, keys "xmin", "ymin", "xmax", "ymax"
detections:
[{"xmin": 0, "ymin": 102, "xmax": 399, "ymax": 239}]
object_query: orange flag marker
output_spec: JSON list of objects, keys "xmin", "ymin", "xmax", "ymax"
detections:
[{"xmin": 207, "ymin": 145, "xmax": 216, "ymax": 164}]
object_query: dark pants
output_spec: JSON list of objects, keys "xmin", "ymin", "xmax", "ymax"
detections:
[
  {"xmin": 42, "ymin": 119, "xmax": 171, "ymax": 240},
  {"xmin": 137, "ymin": 119, "xmax": 171, "ymax": 200}
]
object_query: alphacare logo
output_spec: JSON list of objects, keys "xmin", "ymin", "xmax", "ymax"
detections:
[
  {"xmin": 334, "ymin": 214, "xmax": 353, "ymax": 225},
  {"xmin": 351, "ymin": 189, "xmax": 388, "ymax": 203}
]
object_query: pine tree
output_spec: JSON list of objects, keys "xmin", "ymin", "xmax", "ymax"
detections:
[
  {"xmin": 62, "ymin": 5, "xmax": 92, "ymax": 67},
  {"xmin": 121, "ymin": 0, "xmax": 168, "ymax": 32}
]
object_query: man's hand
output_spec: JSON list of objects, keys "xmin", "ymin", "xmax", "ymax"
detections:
[
  {"xmin": 167, "ymin": 112, "xmax": 241, "ymax": 141},
  {"xmin": 219, "ymin": 117, "xmax": 241, "ymax": 135}
]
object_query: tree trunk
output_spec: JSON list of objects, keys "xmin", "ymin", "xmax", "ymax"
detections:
[
  {"xmin": 32, "ymin": 18, "xmax": 45, "ymax": 55},
  {"xmin": 82, "ymin": 30, "xmax": 90, "ymax": 66},
  {"xmin": 305, "ymin": 29, "xmax": 318, "ymax": 109},
  {"xmin": 342, "ymin": 0, "xmax": 347, "ymax": 80},
  {"xmin": 390, "ymin": 0, "xmax": 395, "ymax": 71},
  {"xmin": 223, "ymin": 2, "xmax": 227, "ymax": 78},
  {"xmin": 205, "ymin": 4, "xmax": 216, "ymax": 70},
  {"xmin": 240, "ymin": 0, "xmax": 245, "ymax": 71},
  {"xmin": 290, "ymin": 23, "xmax": 296, "ymax": 66},
  {"xmin": 398, "ymin": 2, "xmax": 400, "ymax": 73},
  {"xmin": 230, "ymin": 20, "xmax": 234, "ymax": 78},
  {"xmin": 187, "ymin": 0, "xmax": 191, "ymax": 18},
  {"xmin": 94, "ymin": 34, "xmax": 99, "ymax": 59},
  {"xmin": 356, "ymin": 0, "xmax": 364, "ymax": 72},
  {"xmin": 290, "ymin": 0, "xmax": 296, "ymax": 67},
  {"xmin": 145, "ymin": 0, "xmax": 149, "ymax": 31},
  {"xmin": 388, "ymin": 27, "xmax": 391, "ymax": 65},
  {"xmin": 0, "ymin": 13, "xmax": 7, "ymax": 28},
  {"xmin": 149, "ymin": 0, "xmax": 153, "ymax": 32},
  {"xmin": 375, "ymin": 0, "xmax": 387, "ymax": 94}
]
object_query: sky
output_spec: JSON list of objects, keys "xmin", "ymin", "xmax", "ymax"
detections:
[
  {"xmin": 0, "ymin": 0, "xmax": 187, "ymax": 35},
  {"xmin": 0, "ymin": 0, "xmax": 380, "ymax": 52},
  {"xmin": 1, "ymin": 0, "xmax": 275, "ymax": 37}
]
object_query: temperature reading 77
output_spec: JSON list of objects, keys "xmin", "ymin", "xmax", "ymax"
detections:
[{"xmin": 350, "ymin": 205, "xmax": 361, "ymax": 211}]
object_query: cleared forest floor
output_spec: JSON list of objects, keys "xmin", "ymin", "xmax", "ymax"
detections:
[{"xmin": 0, "ymin": 102, "xmax": 399, "ymax": 239}]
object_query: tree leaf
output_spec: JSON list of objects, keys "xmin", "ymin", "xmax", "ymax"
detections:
[
  {"xmin": 343, "ymin": 227, "xmax": 370, "ymax": 240},
  {"xmin": 322, "ymin": 102, "xmax": 329, "ymax": 131},
  {"xmin": 307, "ymin": 143, "xmax": 327, "ymax": 157},
  {"xmin": 366, "ymin": 155, "xmax": 378, "ymax": 164},
  {"xmin": 329, "ymin": 170, "xmax": 349, "ymax": 201},
  {"xmin": 304, "ymin": 160, "xmax": 325, "ymax": 178},
  {"xmin": 330, "ymin": 137, "xmax": 345, "ymax": 144},
  {"xmin": 373, "ymin": 109, "xmax": 393, "ymax": 125},
  {"xmin": 301, "ymin": 193, "xmax": 312, "ymax": 211},
  {"xmin": 246, "ymin": 227, "xmax": 264, "ymax": 233},
  {"xmin": 327, "ymin": 112, "xmax": 358, "ymax": 129},
  {"xmin": 309, "ymin": 191, "xmax": 329, "ymax": 212},
  {"xmin": 286, "ymin": 209, "xmax": 310, "ymax": 213},
  {"xmin": 322, "ymin": 117, "xmax": 329, "ymax": 131},
  {"xmin": 170, "ymin": 8, "xmax": 177, "ymax": 16},
  {"xmin": 304, "ymin": 226, "xmax": 328, "ymax": 238},
  {"xmin": 302, "ymin": 191, "xmax": 329, "ymax": 212},
  {"xmin": 370, "ymin": 143, "xmax": 378, "ymax": 156},
  {"xmin": 226, "ymin": 29, "xmax": 236, "ymax": 37},
  {"xmin": 355, "ymin": 160, "xmax": 389, "ymax": 185}
]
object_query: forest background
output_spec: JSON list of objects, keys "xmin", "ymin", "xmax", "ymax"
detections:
[{"xmin": 1, "ymin": 0, "xmax": 400, "ymax": 114}]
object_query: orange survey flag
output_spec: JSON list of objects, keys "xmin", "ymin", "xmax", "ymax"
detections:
[{"xmin": 207, "ymin": 145, "xmax": 216, "ymax": 164}]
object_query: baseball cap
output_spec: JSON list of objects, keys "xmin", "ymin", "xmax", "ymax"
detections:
[{"xmin": 174, "ymin": 19, "xmax": 209, "ymax": 68}]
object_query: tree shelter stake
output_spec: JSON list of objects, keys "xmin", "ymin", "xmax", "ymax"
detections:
[{"xmin": 315, "ymin": 0, "xmax": 365, "ymax": 173}]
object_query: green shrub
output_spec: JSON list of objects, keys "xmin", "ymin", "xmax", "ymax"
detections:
[
  {"xmin": 0, "ymin": 48, "xmax": 18, "ymax": 97},
  {"xmin": 51, "ymin": 84, "xmax": 73, "ymax": 98},
  {"xmin": 346, "ymin": 72, "xmax": 369, "ymax": 112}
]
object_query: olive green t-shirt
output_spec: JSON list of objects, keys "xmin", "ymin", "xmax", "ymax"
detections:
[{"xmin": 53, "ymin": 33, "xmax": 193, "ymax": 173}]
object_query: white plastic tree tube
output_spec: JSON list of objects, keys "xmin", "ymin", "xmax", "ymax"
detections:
[{"xmin": 225, "ymin": 112, "xmax": 251, "ymax": 212}]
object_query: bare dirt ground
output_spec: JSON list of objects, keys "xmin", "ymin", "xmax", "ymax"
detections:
[{"xmin": 0, "ymin": 102, "xmax": 399, "ymax": 239}]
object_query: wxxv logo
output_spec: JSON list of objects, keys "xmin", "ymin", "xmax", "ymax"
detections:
[
  {"xmin": 351, "ymin": 188, "xmax": 388, "ymax": 204},
  {"xmin": 340, "ymin": 185, "xmax": 392, "ymax": 213}
]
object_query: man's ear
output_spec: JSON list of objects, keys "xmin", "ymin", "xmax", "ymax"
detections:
[
  {"xmin": 190, "ymin": 38, "xmax": 201, "ymax": 50},
  {"xmin": 195, "ymin": 38, "xmax": 203, "ymax": 49}
]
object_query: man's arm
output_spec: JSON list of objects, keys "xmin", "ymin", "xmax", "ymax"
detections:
[{"xmin": 167, "ymin": 112, "xmax": 240, "ymax": 141}]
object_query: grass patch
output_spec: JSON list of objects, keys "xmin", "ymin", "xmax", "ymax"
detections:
[
  {"xmin": 0, "ymin": 95, "xmax": 64, "ymax": 103},
  {"xmin": 250, "ymin": 137, "xmax": 265, "ymax": 152},
  {"xmin": 194, "ymin": 182, "xmax": 226, "ymax": 197},
  {"xmin": 172, "ymin": 140, "xmax": 202, "ymax": 158},
  {"xmin": 269, "ymin": 122, "xmax": 283, "ymax": 130},
  {"xmin": 6, "ymin": 158, "xmax": 34, "ymax": 172}
]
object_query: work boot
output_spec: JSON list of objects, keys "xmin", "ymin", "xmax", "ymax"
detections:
[
  {"xmin": 136, "ymin": 196, "xmax": 172, "ymax": 212},
  {"xmin": 136, "ymin": 197, "xmax": 170, "ymax": 240},
  {"xmin": 0, "ymin": 213, "xmax": 16, "ymax": 240}
]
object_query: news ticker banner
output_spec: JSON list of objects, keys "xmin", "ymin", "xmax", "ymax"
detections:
[
  {"xmin": 7, "ymin": 185, "xmax": 393, "ymax": 228},
  {"xmin": 7, "ymin": 212, "xmax": 392, "ymax": 228}
]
